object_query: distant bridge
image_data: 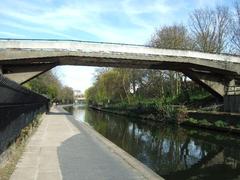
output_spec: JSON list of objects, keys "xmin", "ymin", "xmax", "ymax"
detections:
[{"xmin": 0, "ymin": 39, "xmax": 240, "ymax": 108}]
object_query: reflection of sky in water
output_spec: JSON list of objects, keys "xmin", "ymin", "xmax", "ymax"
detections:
[
  {"xmin": 127, "ymin": 120, "xmax": 208, "ymax": 167},
  {"xmin": 73, "ymin": 107, "xmax": 86, "ymax": 123},
  {"xmin": 67, "ymin": 107, "xmax": 240, "ymax": 179},
  {"xmin": 188, "ymin": 140, "xmax": 205, "ymax": 158},
  {"xmin": 162, "ymin": 139, "xmax": 170, "ymax": 153}
]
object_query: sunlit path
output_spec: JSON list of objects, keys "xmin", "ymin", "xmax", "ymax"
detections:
[{"xmin": 10, "ymin": 107, "xmax": 161, "ymax": 180}]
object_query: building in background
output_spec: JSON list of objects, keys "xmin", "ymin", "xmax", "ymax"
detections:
[{"xmin": 73, "ymin": 90, "xmax": 86, "ymax": 106}]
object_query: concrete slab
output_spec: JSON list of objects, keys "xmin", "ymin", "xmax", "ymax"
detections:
[
  {"xmin": 37, "ymin": 171, "xmax": 61, "ymax": 180},
  {"xmin": 10, "ymin": 107, "xmax": 163, "ymax": 180},
  {"xmin": 10, "ymin": 167, "xmax": 37, "ymax": 180}
]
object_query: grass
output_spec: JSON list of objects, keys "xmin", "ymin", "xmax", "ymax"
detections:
[
  {"xmin": 186, "ymin": 118, "xmax": 212, "ymax": 126},
  {"xmin": 0, "ymin": 114, "xmax": 43, "ymax": 180},
  {"xmin": 185, "ymin": 117, "xmax": 240, "ymax": 132},
  {"xmin": 0, "ymin": 144, "xmax": 25, "ymax": 180}
]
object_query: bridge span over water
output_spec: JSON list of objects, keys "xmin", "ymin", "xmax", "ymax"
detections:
[{"xmin": 0, "ymin": 39, "xmax": 239, "ymax": 108}]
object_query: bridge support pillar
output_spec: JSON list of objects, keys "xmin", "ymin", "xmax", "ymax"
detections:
[
  {"xmin": 2, "ymin": 64, "xmax": 56, "ymax": 84},
  {"xmin": 183, "ymin": 70, "xmax": 225, "ymax": 101},
  {"xmin": 224, "ymin": 80, "xmax": 240, "ymax": 113},
  {"xmin": 224, "ymin": 95, "xmax": 240, "ymax": 113},
  {"xmin": 184, "ymin": 71, "xmax": 240, "ymax": 112}
]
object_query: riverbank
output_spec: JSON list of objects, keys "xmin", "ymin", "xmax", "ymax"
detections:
[
  {"xmin": 65, "ymin": 105, "xmax": 240, "ymax": 179},
  {"xmin": 182, "ymin": 111, "xmax": 240, "ymax": 134},
  {"xmin": 0, "ymin": 113, "xmax": 44, "ymax": 180},
  {"xmin": 89, "ymin": 105, "xmax": 240, "ymax": 135},
  {"xmin": 90, "ymin": 103, "xmax": 181, "ymax": 123}
]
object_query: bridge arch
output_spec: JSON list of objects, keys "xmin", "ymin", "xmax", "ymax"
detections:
[{"xmin": 0, "ymin": 39, "xmax": 240, "ymax": 100}]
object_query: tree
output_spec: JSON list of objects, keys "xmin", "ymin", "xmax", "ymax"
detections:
[
  {"xmin": 85, "ymin": 69, "xmax": 130, "ymax": 104},
  {"xmin": 59, "ymin": 86, "xmax": 74, "ymax": 104},
  {"xmin": 231, "ymin": 1, "xmax": 240, "ymax": 54},
  {"xmin": 150, "ymin": 25, "xmax": 192, "ymax": 50},
  {"xmin": 25, "ymin": 71, "xmax": 73, "ymax": 103},
  {"xmin": 149, "ymin": 24, "xmax": 192, "ymax": 97},
  {"xmin": 189, "ymin": 6, "xmax": 231, "ymax": 53}
]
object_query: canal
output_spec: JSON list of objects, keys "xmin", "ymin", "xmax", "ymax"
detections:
[{"xmin": 65, "ymin": 106, "xmax": 240, "ymax": 180}]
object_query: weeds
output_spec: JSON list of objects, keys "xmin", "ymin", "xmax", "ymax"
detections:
[
  {"xmin": 0, "ymin": 114, "xmax": 43, "ymax": 180},
  {"xmin": 214, "ymin": 120, "xmax": 227, "ymax": 128}
]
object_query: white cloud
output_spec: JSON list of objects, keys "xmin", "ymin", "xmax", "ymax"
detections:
[
  {"xmin": 0, "ymin": 0, "xmax": 179, "ymax": 44},
  {"xmin": 0, "ymin": 31, "xmax": 25, "ymax": 38},
  {"xmin": 0, "ymin": 20, "xmax": 75, "ymax": 39},
  {"xmin": 122, "ymin": 0, "xmax": 173, "ymax": 15},
  {"xmin": 2, "ymin": 0, "xmax": 229, "ymax": 92},
  {"xmin": 195, "ymin": 0, "xmax": 225, "ymax": 8}
]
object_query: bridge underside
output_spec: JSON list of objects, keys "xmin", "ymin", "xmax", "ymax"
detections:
[
  {"xmin": 1, "ymin": 56, "xmax": 239, "ymax": 100},
  {"xmin": 0, "ymin": 40, "xmax": 240, "ymax": 111}
]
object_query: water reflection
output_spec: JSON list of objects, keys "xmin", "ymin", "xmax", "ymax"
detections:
[
  {"xmin": 66, "ymin": 106, "xmax": 240, "ymax": 180},
  {"xmin": 71, "ymin": 107, "xmax": 86, "ymax": 123}
]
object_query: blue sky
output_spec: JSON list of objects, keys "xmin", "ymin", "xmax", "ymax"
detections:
[{"xmin": 0, "ymin": 0, "xmax": 233, "ymax": 93}]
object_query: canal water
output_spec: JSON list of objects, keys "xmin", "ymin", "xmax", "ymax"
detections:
[{"xmin": 65, "ymin": 106, "xmax": 240, "ymax": 180}]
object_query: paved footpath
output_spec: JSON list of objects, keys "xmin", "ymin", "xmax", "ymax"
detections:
[{"xmin": 10, "ymin": 107, "xmax": 162, "ymax": 180}]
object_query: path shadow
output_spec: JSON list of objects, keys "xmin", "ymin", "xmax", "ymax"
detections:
[{"xmin": 57, "ymin": 124, "xmax": 138, "ymax": 180}]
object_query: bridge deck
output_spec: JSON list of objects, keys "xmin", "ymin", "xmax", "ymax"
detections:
[{"xmin": 10, "ymin": 106, "xmax": 161, "ymax": 180}]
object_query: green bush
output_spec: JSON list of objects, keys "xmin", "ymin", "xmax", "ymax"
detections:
[
  {"xmin": 187, "ymin": 118, "xmax": 198, "ymax": 124},
  {"xmin": 199, "ymin": 119, "xmax": 212, "ymax": 126},
  {"xmin": 236, "ymin": 124, "xmax": 240, "ymax": 129},
  {"xmin": 214, "ymin": 120, "xmax": 227, "ymax": 128}
]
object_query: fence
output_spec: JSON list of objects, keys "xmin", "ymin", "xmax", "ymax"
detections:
[{"xmin": 0, "ymin": 75, "xmax": 49, "ymax": 155}]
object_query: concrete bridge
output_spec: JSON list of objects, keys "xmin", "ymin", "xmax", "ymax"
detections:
[{"xmin": 0, "ymin": 39, "xmax": 240, "ymax": 111}]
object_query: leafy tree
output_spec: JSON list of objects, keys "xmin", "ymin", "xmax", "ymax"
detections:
[
  {"xmin": 24, "ymin": 71, "xmax": 73, "ymax": 103},
  {"xmin": 149, "ymin": 24, "xmax": 192, "ymax": 97}
]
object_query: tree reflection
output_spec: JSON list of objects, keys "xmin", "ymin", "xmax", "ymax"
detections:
[{"xmin": 75, "ymin": 108, "xmax": 240, "ymax": 180}]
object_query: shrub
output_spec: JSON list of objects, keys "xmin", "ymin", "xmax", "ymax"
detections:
[
  {"xmin": 214, "ymin": 120, "xmax": 227, "ymax": 128},
  {"xmin": 236, "ymin": 124, "xmax": 240, "ymax": 129},
  {"xmin": 199, "ymin": 119, "xmax": 212, "ymax": 126},
  {"xmin": 187, "ymin": 118, "xmax": 198, "ymax": 124}
]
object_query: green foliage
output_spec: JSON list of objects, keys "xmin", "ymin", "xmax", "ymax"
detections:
[
  {"xmin": 187, "ymin": 118, "xmax": 198, "ymax": 124},
  {"xmin": 24, "ymin": 71, "xmax": 73, "ymax": 103},
  {"xmin": 85, "ymin": 68, "xmax": 209, "ymax": 107},
  {"xmin": 236, "ymin": 124, "xmax": 240, "ymax": 129},
  {"xmin": 187, "ymin": 118, "xmax": 232, "ymax": 129},
  {"xmin": 84, "ymin": 22, "xmax": 219, "ymax": 117},
  {"xmin": 214, "ymin": 120, "xmax": 228, "ymax": 128},
  {"xmin": 199, "ymin": 119, "xmax": 212, "ymax": 126},
  {"xmin": 85, "ymin": 69, "xmax": 128, "ymax": 105}
]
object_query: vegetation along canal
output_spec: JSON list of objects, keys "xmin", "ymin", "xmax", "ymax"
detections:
[{"xmin": 65, "ymin": 106, "xmax": 240, "ymax": 180}]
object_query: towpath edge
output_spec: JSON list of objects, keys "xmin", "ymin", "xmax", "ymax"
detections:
[{"xmin": 10, "ymin": 106, "xmax": 163, "ymax": 180}]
